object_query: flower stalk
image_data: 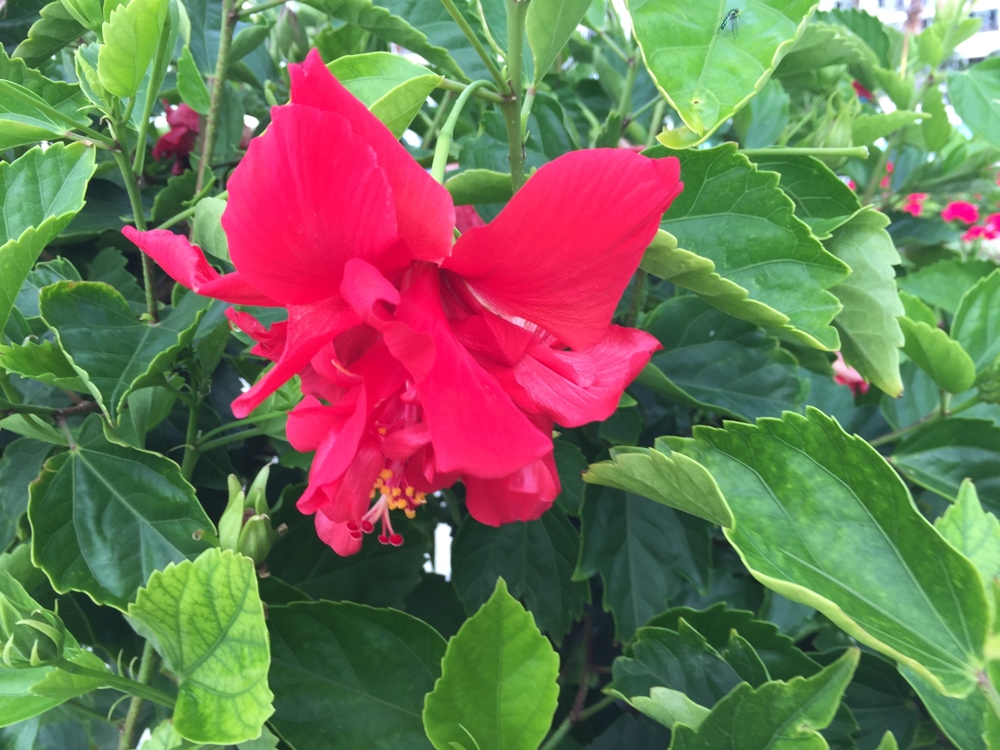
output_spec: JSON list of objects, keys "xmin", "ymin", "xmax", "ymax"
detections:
[
  {"xmin": 118, "ymin": 640, "xmax": 159, "ymax": 750},
  {"xmin": 196, "ymin": 0, "xmax": 238, "ymax": 193},
  {"xmin": 431, "ymin": 81, "xmax": 498, "ymax": 184},
  {"xmin": 438, "ymin": 0, "xmax": 508, "ymax": 92},
  {"xmin": 502, "ymin": 0, "xmax": 530, "ymax": 192}
]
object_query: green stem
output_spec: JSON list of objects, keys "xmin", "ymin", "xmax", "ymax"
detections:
[
  {"xmin": 421, "ymin": 90, "xmax": 454, "ymax": 150},
  {"xmin": 741, "ymin": 146, "xmax": 870, "ymax": 158},
  {"xmin": 869, "ymin": 394, "xmax": 982, "ymax": 448},
  {"xmin": 500, "ymin": 0, "xmax": 529, "ymax": 192},
  {"xmin": 55, "ymin": 658, "xmax": 175, "ymax": 709},
  {"xmin": 238, "ymin": 0, "xmax": 288, "ymax": 16},
  {"xmin": 154, "ymin": 189, "xmax": 228, "ymax": 231},
  {"xmin": 197, "ymin": 410, "xmax": 287, "ymax": 442},
  {"xmin": 0, "ymin": 399, "xmax": 99, "ymax": 421},
  {"xmin": 630, "ymin": 94, "xmax": 662, "ymax": 123},
  {"xmin": 616, "ymin": 49, "xmax": 638, "ymax": 117},
  {"xmin": 180, "ymin": 398, "xmax": 202, "ymax": 481},
  {"xmin": 110, "ymin": 121, "xmax": 159, "ymax": 322},
  {"xmin": 645, "ymin": 99, "xmax": 666, "ymax": 147},
  {"xmin": 625, "ymin": 269, "xmax": 647, "ymax": 327},
  {"xmin": 133, "ymin": 15, "xmax": 175, "ymax": 176},
  {"xmin": 597, "ymin": 29, "xmax": 628, "ymax": 63},
  {"xmin": 438, "ymin": 78, "xmax": 505, "ymax": 104},
  {"xmin": 196, "ymin": 426, "xmax": 268, "ymax": 453},
  {"xmin": 539, "ymin": 696, "xmax": 616, "ymax": 750},
  {"xmin": 430, "ymin": 81, "xmax": 498, "ymax": 183},
  {"xmin": 438, "ymin": 0, "xmax": 508, "ymax": 93},
  {"xmin": 196, "ymin": 0, "xmax": 238, "ymax": 193},
  {"xmin": 519, "ymin": 86, "xmax": 536, "ymax": 136},
  {"xmin": 118, "ymin": 640, "xmax": 157, "ymax": 750}
]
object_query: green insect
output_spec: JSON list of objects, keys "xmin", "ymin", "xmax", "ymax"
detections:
[{"xmin": 719, "ymin": 8, "xmax": 741, "ymax": 37}]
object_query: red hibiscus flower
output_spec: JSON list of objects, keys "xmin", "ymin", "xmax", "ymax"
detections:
[
  {"xmin": 879, "ymin": 160, "xmax": 893, "ymax": 190},
  {"xmin": 901, "ymin": 193, "xmax": 928, "ymax": 217},
  {"xmin": 832, "ymin": 352, "xmax": 869, "ymax": 396},
  {"xmin": 124, "ymin": 49, "xmax": 682, "ymax": 555},
  {"xmin": 851, "ymin": 80, "xmax": 874, "ymax": 101},
  {"xmin": 962, "ymin": 224, "xmax": 999, "ymax": 242},
  {"xmin": 152, "ymin": 102, "xmax": 200, "ymax": 174},
  {"xmin": 941, "ymin": 200, "xmax": 979, "ymax": 224}
]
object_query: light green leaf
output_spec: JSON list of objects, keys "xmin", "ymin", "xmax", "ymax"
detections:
[
  {"xmin": 526, "ymin": 0, "xmax": 590, "ymax": 83},
  {"xmin": 948, "ymin": 58, "xmax": 1000, "ymax": 149},
  {"xmin": 128, "ymin": 549, "xmax": 274, "ymax": 744},
  {"xmin": 59, "ymin": 0, "xmax": 104, "ymax": 32},
  {"xmin": 0, "ymin": 668, "xmax": 65, "ymax": 727},
  {"xmin": 669, "ymin": 649, "xmax": 859, "ymax": 750},
  {"xmin": 327, "ymin": 52, "xmax": 442, "ymax": 138},
  {"xmin": 0, "ymin": 143, "xmax": 96, "ymax": 336},
  {"xmin": 630, "ymin": 687, "xmax": 710, "ymax": 731},
  {"xmin": 892, "ymin": 418, "xmax": 1000, "ymax": 511},
  {"xmin": 0, "ymin": 78, "xmax": 89, "ymax": 152},
  {"xmin": 98, "ymin": 0, "xmax": 168, "ymax": 98},
  {"xmin": 898, "ymin": 317, "xmax": 976, "ymax": 394},
  {"xmin": 665, "ymin": 408, "xmax": 988, "ymax": 696},
  {"xmin": 190, "ymin": 196, "xmax": 229, "ymax": 262},
  {"xmin": 584, "ymin": 441, "xmax": 733, "ymax": 528},
  {"xmin": 897, "ymin": 258, "xmax": 995, "ymax": 315},
  {"xmin": 29, "ymin": 415, "xmax": 213, "ymax": 609},
  {"xmin": 638, "ymin": 295, "xmax": 809, "ymax": 420},
  {"xmin": 12, "ymin": 1, "xmax": 86, "ymax": 69},
  {"xmin": 0, "ymin": 340, "xmax": 87, "ymax": 392},
  {"xmin": 575, "ymin": 488, "xmax": 711, "ymax": 640},
  {"xmin": 423, "ymin": 578, "xmax": 559, "ymax": 750},
  {"xmin": 898, "ymin": 290, "xmax": 937, "ymax": 328},
  {"xmin": 39, "ymin": 281, "xmax": 208, "ymax": 424},
  {"xmin": 651, "ymin": 145, "xmax": 849, "ymax": 350},
  {"xmin": 268, "ymin": 599, "xmax": 445, "ymax": 749},
  {"xmin": 874, "ymin": 732, "xmax": 898, "ymax": 750},
  {"xmin": 176, "ymin": 44, "xmax": 209, "ymax": 114},
  {"xmin": 451, "ymin": 508, "xmax": 587, "ymax": 641},
  {"xmin": 952, "ymin": 268, "xmax": 1000, "ymax": 380},
  {"xmin": 632, "ymin": 0, "xmax": 816, "ymax": 140},
  {"xmin": 75, "ymin": 41, "xmax": 108, "ymax": 108},
  {"xmin": 0, "ymin": 47, "xmax": 91, "ymax": 131},
  {"xmin": 776, "ymin": 20, "xmax": 879, "ymax": 75},
  {"xmin": 28, "ymin": 648, "xmax": 109, "ymax": 701},
  {"xmin": 751, "ymin": 154, "xmax": 861, "ymax": 239},
  {"xmin": 936, "ymin": 480, "xmax": 1000, "ymax": 600},
  {"xmin": 445, "ymin": 169, "xmax": 513, "ymax": 205},
  {"xmin": 825, "ymin": 208, "xmax": 904, "ymax": 396},
  {"xmin": 852, "ymin": 111, "xmax": 926, "ymax": 145},
  {"xmin": 921, "ymin": 83, "xmax": 951, "ymax": 152}
]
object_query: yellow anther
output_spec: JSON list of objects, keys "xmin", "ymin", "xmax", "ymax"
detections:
[
  {"xmin": 377, "ymin": 427, "xmax": 387, "ymax": 435},
  {"xmin": 405, "ymin": 487, "xmax": 415, "ymax": 497},
  {"xmin": 404, "ymin": 509, "xmax": 416, "ymax": 519},
  {"xmin": 379, "ymin": 468, "xmax": 393, "ymax": 481}
]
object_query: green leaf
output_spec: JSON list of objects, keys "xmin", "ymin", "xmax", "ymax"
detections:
[
  {"xmin": 176, "ymin": 44, "xmax": 210, "ymax": 114},
  {"xmin": 445, "ymin": 169, "xmax": 514, "ymax": 206},
  {"xmin": 0, "ymin": 668, "xmax": 65, "ymax": 727},
  {"xmin": 0, "ymin": 80, "xmax": 79, "ymax": 149},
  {"xmin": 584, "ymin": 441, "xmax": 733, "ymax": 527},
  {"xmin": 0, "ymin": 340, "xmax": 87, "ymax": 392},
  {"xmin": 608, "ymin": 624, "xmax": 744, "ymax": 709},
  {"xmin": 777, "ymin": 21, "xmax": 879, "ymax": 75},
  {"xmin": 0, "ymin": 143, "xmax": 96, "ymax": 336},
  {"xmin": 921, "ymin": 83, "xmax": 951, "ymax": 152},
  {"xmin": 899, "ymin": 290, "xmax": 937, "ymax": 327},
  {"xmin": 39, "ymin": 281, "xmax": 208, "ymax": 424},
  {"xmin": 665, "ymin": 408, "xmax": 988, "ymax": 696},
  {"xmin": 0, "ymin": 439, "xmax": 51, "ymax": 549},
  {"xmin": 900, "ymin": 666, "xmax": 992, "ymax": 750},
  {"xmin": 852, "ymin": 111, "xmax": 926, "ymax": 145},
  {"xmin": 669, "ymin": 649, "xmax": 859, "ymax": 750},
  {"xmin": 12, "ymin": 256, "xmax": 80, "ymax": 317},
  {"xmin": 526, "ymin": 0, "xmax": 590, "ymax": 83},
  {"xmin": 936, "ymin": 480, "xmax": 1000, "ymax": 598},
  {"xmin": 948, "ymin": 57, "xmax": 1000, "ymax": 149},
  {"xmin": 27, "ymin": 648, "xmax": 109, "ymax": 701},
  {"xmin": 58, "ymin": 0, "xmax": 103, "ymax": 32},
  {"xmin": 751, "ymin": 154, "xmax": 862, "ymax": 239},
  {"xmin": 29, "ymin": 415, "xmax": 213, "ymax": 609},
  {"xmin": 897, "ymin": 258, "xmax": 995, "ymax": 315},
  {"xmin": 638, "ymin": 296, "xmax": 809, "ymax": 420},
  {"xmin": 652, "ymin": 145, "xmax": 849, "ymax": 350},
  {"xmin": 892, "ymin": 418, "xmax": 1000, "ymax": 511},
  {"xmin": 301, "ymin": 0, "xmax": 466, "ymax": 79},
  {"xmin": 0, "ymin": 47, "xmax": 91, "ymax": 130},
  {"xmin": 628, "ymin": 687, "xmax": 710, "ymax": 731},
  {"xmin": 11, "ymin": 1, "xmax": 86, "ymax": 69},
  {"xmin": 327, "ymin": 52, "xmax": 442, "ymax": 139},
  {"xmin": 268, "ymin": 600, "xmax": 446, "ymax": 749},
  {"xmin": 97, "ymin": 0, "xmax": 168, "ymax": 98},
  {"xmin": 825, "ymin": 208, "xmax": 904, "ymax": 396},
  {"xmin": 575, "ymin": 488, "xmax": 711, "ymax": 640},
  {"xmin": 952, "ymin": 268, "xmax": 1000, "ymax": 380},
  {"xmin": 451, "ymin": 507, "xmax": 588, "ymax": 642},
  {"xmin": 128, "ymin": 549, "xmax": 274, "ymax": 744},
  {"xmin": 632, "ymin": 0, "xmax": 815, "ymax": 140},
  {"xmin": 423, "ymin": 578, "xmax": 559, "ymax": 750},
  {"xmin": 190, "ymin": 196, "xmax": 229, "ymax": 262},
  {"xmin": 898, "ymin": 316, "xmax": 976, "ymax": 394}
]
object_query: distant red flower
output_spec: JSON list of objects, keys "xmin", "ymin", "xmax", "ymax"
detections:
[
  {"xmin": 962, "ymin": 224, "xmax": 999, "ymax": 242},
  {"xmin": 880, "ymin": 161, "xmax": 893, "ymax": 189},
  {"xmin": 941, "ymin": 200, "xmax": 979, "ymax": 224},
  {"xmin": 152, "ymin": 102, "xmax": 200, "ymax": 174},
  {"xmin": 901, "ymin": 193, "xmax": 928, "ymax": 217},
  {"xmin": 985, "ymin": 212, "xmax": 1000, "ymax": 234},
  {"xmin": 124, "ymin": 49, "xmax": 682, "ymax": 555},
  {"xmin": 847, "ymin": 178, "xmax": 857, "ymax": 191},
  {"xmin": 833, "ymin": 352, "xmax": 869, "ymax": 396},
  {"xmin": 851, "ymin": 80, "xmax": 874, "ymax": 101}
]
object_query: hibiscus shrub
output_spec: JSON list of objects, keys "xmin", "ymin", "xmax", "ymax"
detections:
[{"xmin": 1, "ymin": 0, "xmax": 999, "ymax": 747}]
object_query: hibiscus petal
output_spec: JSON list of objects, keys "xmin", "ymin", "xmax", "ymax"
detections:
[
  {"xmin": 288, "ymin": 49, "xmax": 455, "ymax": 263},
  {"xmin": 314, "ymin": 513, "xmax": 363, "ymax": 556},
  {"xmin": 444, "ymin": 150, "xmax": 682, "ymax": 350},
  {"xmin": 512, "ymin": 326, "xmax": 661, "ymax": 426},
  {"xmin": 463, "ymin": 450, "xmax": 560, "ymax": 526},
  {"xmin": 122, "ymin": 228, "xmax": 276, "ymax": 306},
  {"xmin": 223, "ymin": 104, "xmax": 403, "ymax": 305}
]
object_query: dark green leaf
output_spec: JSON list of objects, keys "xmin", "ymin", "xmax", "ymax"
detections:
[
  {"xmin": 40, "ymin": 281, "xmax": 208, "ymax": 424},
  {"xmin": 952, "ymin": 268, "xmax": 1000, "ymax": 380},
  {"xmin": 127, "ymin": 549, "xmax": 274, "ymax": 744},
  {"xmin": 29, "ymin": 415, "xmax": 213, "ymax": 609},
  {"xmin": 176, "ymin": 44, "xmax": 210, "ymax": 114},
  {"xmin": 451, "ymin": 507, "xmax": 587, "ymax": 641},
  {"xmin": 526, "ymin": 0, "xmax": 590, "ymax": 83},
  {"xmin": 0, "ymin": 339, "xmax": 86, "ymax": 392},
  {"xmin": 897, "ymin": 258, "xmax": 995, "ymax": 314},
  {"xmin": 0, "ymin": 439, "xmax": 51, "ymax": 548},
  {"xmin": 11, "ymin": 2, "xmax": 85, "ymax": 69},
  {"xmin": 423, "ymin": 578, "xmax": 559, "ymax": 750},
  {"xmin": 269, "ymin": 600, "xmax": 446, "ymax": 749}
]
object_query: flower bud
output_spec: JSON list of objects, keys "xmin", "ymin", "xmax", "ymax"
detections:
[
  {"xmin": 219, "ymin": 466, "xmax": 277, "ymax": 564},
  {"xmin": 1, "ymin": 604, "xmax": 66, "ymax": 668},
  {"xmin": 237, "ymin": 515, "xmax": 280, "ymax": 566}
]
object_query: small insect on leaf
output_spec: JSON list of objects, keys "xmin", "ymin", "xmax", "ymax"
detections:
[{"xmin": 719, "ymin": 8, "xmax": 741, "ymax": 37}]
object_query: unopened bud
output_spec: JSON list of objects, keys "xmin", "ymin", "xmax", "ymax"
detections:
[
  {"xmin": 2, "ymin": 606, "xmax": 66, "ymax": 668},
  {"xmin": 237, "ymin": 515, "xmax": 280, "ymax": 566}
]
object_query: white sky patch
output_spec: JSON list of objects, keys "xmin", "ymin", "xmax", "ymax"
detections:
[{"xmin": 424, "ymin": 522, "xmax": 453, "ymax": 580}]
